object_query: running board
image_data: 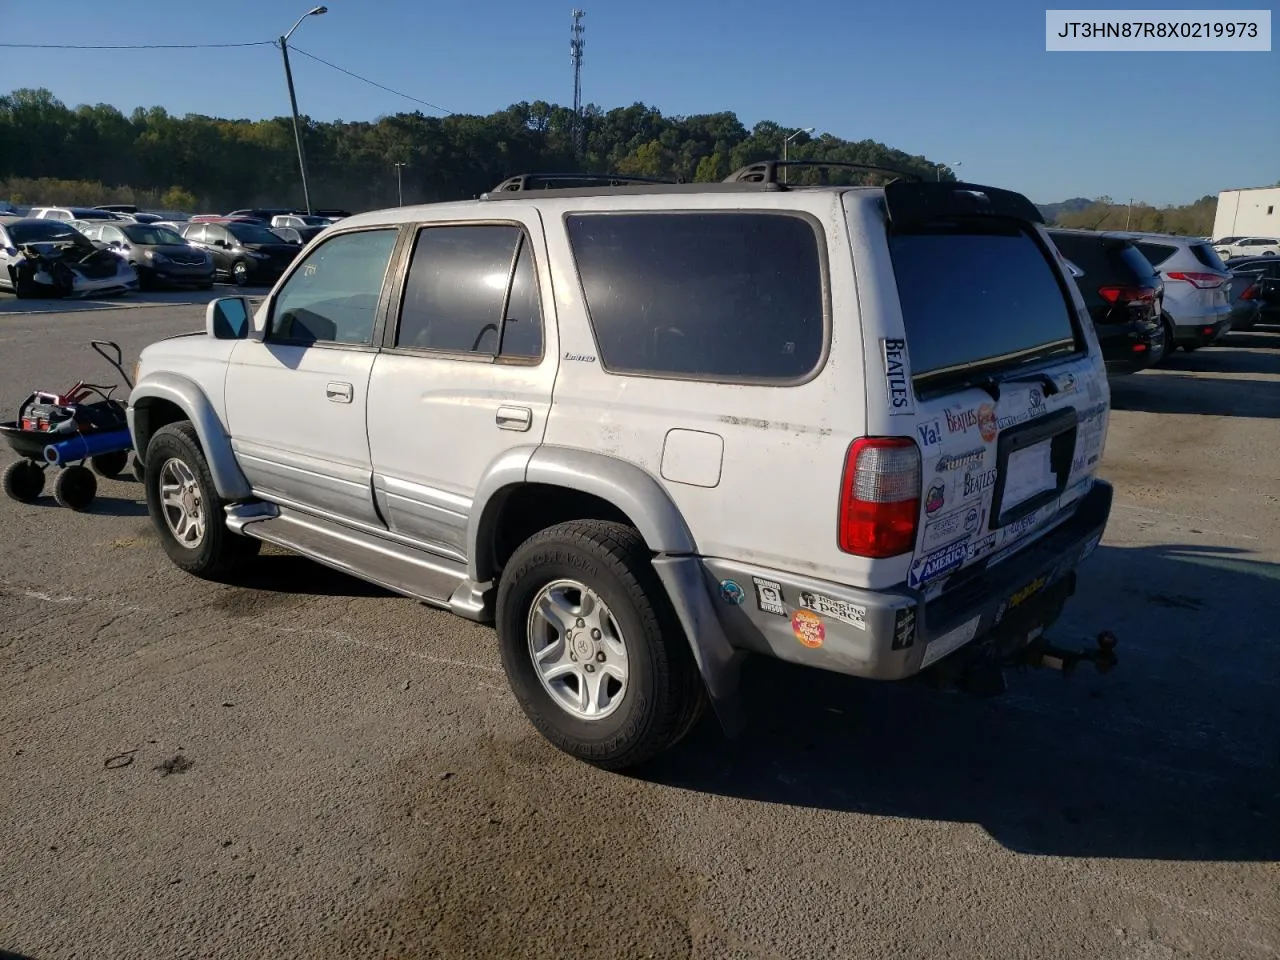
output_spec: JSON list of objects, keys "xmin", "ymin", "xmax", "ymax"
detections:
[{"xmin": 227, "ymin": 503, "xmax": 492, "ymax": 621}]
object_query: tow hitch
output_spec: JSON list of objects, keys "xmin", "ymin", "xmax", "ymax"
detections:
[{"xmin": 1015, "ymin": 630, "xmax": 1119, "ymax": 676}]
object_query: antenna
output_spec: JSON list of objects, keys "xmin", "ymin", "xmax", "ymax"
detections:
[{"xmin": 570, "ymin": 9, "xmax": 586, "ymax": 156}]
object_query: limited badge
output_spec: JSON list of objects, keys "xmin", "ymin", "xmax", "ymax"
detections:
[
  {"xmin": 719, "ymin": 579, "xmax": 746, "ymax": 606},
  {"xmin": 791, "ymin": 609, "xmax": 825, "ymax": 648},
  {"xmin": 752, "ymin": 577, "xmax": 787, "ymax": 616}
]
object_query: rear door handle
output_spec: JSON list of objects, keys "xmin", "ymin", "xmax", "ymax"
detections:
[
  {"xmin": 496, "ymin": 405, "xmax": 532, "ymax": 431},
  {"xmin": 326, "ymin": 381, "xmax": 354, "ymax": 403}
]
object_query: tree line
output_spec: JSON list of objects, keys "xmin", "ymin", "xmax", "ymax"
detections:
[
  {"xmin": 1050, "ymin": 195, "xmax": 1219, "ymax": 237},
  {"xmin": 1, "ymin": 87, "xmax": 951, "ymax": 213}
]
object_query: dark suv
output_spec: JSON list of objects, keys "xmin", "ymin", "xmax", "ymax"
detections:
[
  {"xmin": 1049, "ymin": 229, "xmax": 1164, "ymax": 374},
  {"xmin": 180, "ymin": 220, "xmax": 299, "ymax": 287}
]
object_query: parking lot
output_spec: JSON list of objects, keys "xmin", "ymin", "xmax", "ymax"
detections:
[{"xmin": 1, "ymin": 294, "xmax": 1278, "ymax": 959}]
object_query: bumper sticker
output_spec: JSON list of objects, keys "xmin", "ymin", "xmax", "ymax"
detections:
[
  {"xmin": 799, "ymin": 591, "xmax": 867, "ymax": 630},
  {"xmin": 908, "ymin": 539, "xmax": 969, "ymax": 588},
  {"xmin": 791, "ymin": 609, "xmax": 826, "ymax": 648},
  {"xmin": 719, "ymin": 580, "xmax": 746, "ymax": 606},
  {"xmin": 920, "ymin": 504, "xmax": 982, "ymax": 553},
  {"xmin": 751, "ymin": 577, "xmax": 787, "ymax": 617},
  {"xmin": 892, "ymin": 607, "xmax": 917, "ymax": 650}
]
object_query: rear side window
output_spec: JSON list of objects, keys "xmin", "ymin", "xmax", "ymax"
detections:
[
  {"xmin": 889, "ymin": 221, "xmax": 1079, "ymax": 381},
  {"xmin": 1134, "ymin": 242, "xmax": 1178, "ymax": 267},
  {"xmin": 566, "ymin": 212, "xmax": 825, "ymax": 381},
  {"xmin": 1190, "ymin": 243, "xmax": 1228, "ymax": 270}
]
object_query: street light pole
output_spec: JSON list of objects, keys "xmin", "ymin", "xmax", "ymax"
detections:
[
  {"xmin": 280, "ymin": 5, "xmax": 328, "ymax": 215},
  {"xmin": 782, "ymin": 127, "xmax": 815, "ymax": 184},
  {"xmin": 394, "ymin": 162, "xmax": 407, "ymax": 206}
]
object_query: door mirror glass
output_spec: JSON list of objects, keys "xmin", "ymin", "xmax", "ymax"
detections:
[{"xmin": 207, "ymin": 297, "xmax": 251, "ymax": 340}]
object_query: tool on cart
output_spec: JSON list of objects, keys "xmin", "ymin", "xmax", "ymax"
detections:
[{"xmin": 1, "ymin": 340, "xmax": 137, "ymax": 511}]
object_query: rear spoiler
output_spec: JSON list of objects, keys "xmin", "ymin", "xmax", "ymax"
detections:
[{"xmin": 885, "ymin": 181, "xmax": 1045, "ymax": 226}]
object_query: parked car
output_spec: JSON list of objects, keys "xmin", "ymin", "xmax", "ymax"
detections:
[
  {"xmin": 95, "ymin": 204, "xmax": 139, "ymax": 214},
  {"xmin": 179, "ymin": 219, "xmax": 300, "ymax": 286},
  {"xmin": 129, "ymin": 167, "xmax": 1115, "ymax": 769},
  {"xmin": 0, "ymin": 217, "xmax": 138, "ymax": 298},
  {"xmin": 1226, "ymin": 256, "xmax": 1280, "ymax": 327},
  {"xmin": 271, "ymin": 214, "xmax": 333, "ymax": 230},
  {"xmin": 1048, "ymin": 229, "xmax": 1165, "ymax": 373},
  {"xmin": 227, "ymin": 207, "xmax": 297, "ymax": 223},
  {"xmin": 1214, "ymin": 237, "xmax": 1280, "ymax": 260},
  {"xmin": 29, "ymin": 206, "xmax": 128, "ymax": 222},
  {"xmin": 1116, "ymin": 233, "xmax": 1233, "ymax": 353},
  {"xmin": 79, "ymin": 221, "xmax": 214, "ymax": 289}
]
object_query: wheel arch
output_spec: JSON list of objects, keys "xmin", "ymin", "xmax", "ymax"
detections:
[
  {"xmin": 467, "ymin": 445, "xmax": 698, "ymax": 584},
  {"xmin": 128, "ymin": 372, "xmax": 251, "ymax": 500}
]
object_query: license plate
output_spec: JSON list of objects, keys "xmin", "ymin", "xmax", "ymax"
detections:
[{"xmin": 1002, "ymin": 439, "xmax": 1056, "ymax": 510}]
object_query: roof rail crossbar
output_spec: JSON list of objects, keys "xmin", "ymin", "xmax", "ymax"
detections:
[
  {"xmin": 489, "ymin": 172, "xmax": 680, "ymax": 192},
  {"xmin": 724, "ymin": 160, "xmax": 923, "ymax": 185}
]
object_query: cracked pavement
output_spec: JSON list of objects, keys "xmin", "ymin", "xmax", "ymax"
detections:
[{"xmin": 1, "ymin": 296, "xmax": 1278, "ymax": 959}]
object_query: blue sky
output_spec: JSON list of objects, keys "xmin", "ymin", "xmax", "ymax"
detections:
[{"xmin": 4, "ymin": 0, "xmax": 1276, "ymax": 205}]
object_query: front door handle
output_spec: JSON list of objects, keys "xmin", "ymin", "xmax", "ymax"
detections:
[
  {"xmin": 496, "ymin": 405, "xmax": 533, "ymax": 431},
  {"xmin": 326, "ymin": 381, "xmax": 354, "ymax": 403}
]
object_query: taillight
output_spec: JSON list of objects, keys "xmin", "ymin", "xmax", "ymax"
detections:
[
  {"xmin": 1098, "ymin": 285, "xmax": 1156, "ymax": 304},
  {"xmin": 1241, "ymin": 284, "xmax": 1259, "ymax": 301},
  {"xmin": 838, "ymin": 438, "xmax": 920, "ymax": 558},
  {"xmin": 1167, "ymin": 271, "xmax": 1229, "ymax": 289}
]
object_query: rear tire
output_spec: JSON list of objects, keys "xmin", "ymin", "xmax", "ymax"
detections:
[
  {"xmin": 90, "ymin": 450, "xmax": 129, "ymax": 479},
  {"xmin": 144, "ymin": 421, "xmax": 261, "ymax": 579},
  {"xmin": 54, "ymin": 465, "xmax": 97, "ymax": 511},
  {"xmin": 3, "ymin": 459, "xmax": 45, "ymax": 502},
  {"xmin": 495, "ymin": 520, "xmax": 705, "ymax": 770},
  {"xmin": 231, "ymin": 261, "xmax": 250, "ymax": 287}
]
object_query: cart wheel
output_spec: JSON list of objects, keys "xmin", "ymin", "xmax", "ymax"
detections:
[
  {"xmin": 90, "ymin": 450, "xmax": 130, "ymax": 479},
  {"xmin": 131, "ymin": 455, "xmax": 146, "ymax": 483},
  {"xmin": 54, "ymin": 465, "xmax": 97, "ymax": 511},
  {"xmin": 3, "ymin": 459, "xmax": 45, "ymax": 503}
]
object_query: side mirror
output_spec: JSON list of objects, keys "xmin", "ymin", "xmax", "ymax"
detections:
[{"xmin": 207, "ymin": 296, "xmax": 251, "ymax": 340}]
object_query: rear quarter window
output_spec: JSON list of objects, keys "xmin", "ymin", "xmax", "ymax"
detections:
[
  {"xmin": 566, "ymin": 211, "xmax": 827, "ymax": 382},
  {"xmin": 1134, "ymin": 242, "xmax": 1178, "ymax": 267},
  {"xmin": 889, "ymin": 221, "xmax": 1080, "ymax": 380},
  {"xmin": 1190, "ymin": 243, "xmax": 1228, "ymax": 270}
]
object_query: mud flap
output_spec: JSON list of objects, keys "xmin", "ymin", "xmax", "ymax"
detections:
[{"xmin": 651, "ymin": 555, "xmax": 747, "ymax": 737}]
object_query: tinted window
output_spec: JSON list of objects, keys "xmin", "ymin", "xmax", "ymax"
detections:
[
  {"xmin": 498, "ymin": 238, "xmax": 543, "ymax": 358},
  {"xmin": 271, "ymin": 229, "xmax": 398, "ymax": 345},
  {"xmin": 227, "ymin": 223, "xmax": 283, "ymax": 246},
  {"xmin": 1050, "ymin": 234, "xmax": 1156, "ymax": 299},
  {"xmin": 566, "ymin": 212, "xmax": 824, "ymax": 380},
  {"xmin": 396, "ymin": 225, "xmax": 520, "ymax": 353},
  {"xmin": 7, "ymin": 220, "xmax": 79, "ymax": 243},
  {"xmin": 1190, "ymin": 243, "xmax": 1228, "ymax": 270},
  {"xmin": 122, "ymin": 224, "xmax": 185, "ymax": 245},
  {"xmin": 889, "ymin": 221, "xmax": 1078, "ymax": 381},
  {"xmin": 1134, "ymin": 242, "xmax": 1178, "ymax": 267}
]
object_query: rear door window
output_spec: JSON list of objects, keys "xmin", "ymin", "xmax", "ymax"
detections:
[
  {"xmin": 1134, "ymin": 242, "xmax": 1178, "ymax": 267},
  {"xmin": 566, "ymin": 212, "xmax": 826, "ymax": 381},
  {"xmin": 888, "ymin": 221, "xmax": 1079, "ymax": 384}
]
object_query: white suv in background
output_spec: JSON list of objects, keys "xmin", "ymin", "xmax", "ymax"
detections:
[
  {"xmin": 1214, "ymin": 237, "xmax": 1280, "ymax": 259},
  {"xmin": 1120, "ymin": 233, "xmax": 1234, "ymax": 353},
  {"xmin": 128, "ymin": 163, "xmax": 1116, "ymax": 769}
]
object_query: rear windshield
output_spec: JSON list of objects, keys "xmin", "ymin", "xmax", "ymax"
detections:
[
  {"xmin": 889, "ymin": 220, "xmax": 1079, "ymax": 381},
  {"xmin": 1190, "ymin": 243, "xmax": 1228, "ymax": 271},
  {"xmin": 1050, "ymin": 233, "xmax": 1157, "ymax": 286}
]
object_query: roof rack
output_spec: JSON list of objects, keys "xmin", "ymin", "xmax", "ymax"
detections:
[
  {"xmin": 489, "ymin": 172, "xmax": 679, "ymax": 192},
  {"xmin": 724, "ymin": 160, "xmax": 922, "ymax": 185}
]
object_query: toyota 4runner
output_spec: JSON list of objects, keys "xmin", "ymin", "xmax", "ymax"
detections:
[{"xmin": 128, "ymin": 162, "xmax": 1115, "ymax": 769}]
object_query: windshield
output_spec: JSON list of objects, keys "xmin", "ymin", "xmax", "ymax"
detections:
[
  {"xmin": 122, "ymin": 224, "xmax": 186, "ymax": 245},
  {"xmin": 227, "ymin": 223, "xmax": 284, "ymax": 245},
  {"xmin": 889, "ymin": 220, "xmax": 1080, "ymax": 383},
  {"xmin": 8, "ymin": 221, "xmax": 82, "ymax": 244}
]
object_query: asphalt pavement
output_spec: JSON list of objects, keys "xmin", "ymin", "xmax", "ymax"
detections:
[{"xmin": 1, "ymin": 292, "xmax": 1278, "ymax": 960}]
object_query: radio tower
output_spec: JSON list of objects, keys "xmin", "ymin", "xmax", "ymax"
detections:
[{"xmin": 570, "ymin": 9, "xmax": 586, "ymax": 156}]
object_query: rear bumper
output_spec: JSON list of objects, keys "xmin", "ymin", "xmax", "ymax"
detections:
[
  {"xmin": 1096, "ymin": 322, "xmax": 1163, "ymax": 373},
  {"xmin": 699, "ymin": 481, "xmax": 1113, "ymax": 681},
  {"xmin": 1169, "ymin": 305, "xmax": 1231, "ymax": 346}
]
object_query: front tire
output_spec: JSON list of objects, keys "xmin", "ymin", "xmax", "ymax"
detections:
[
  {"xmin": 231, "ymin": 261, "xmax": 250, "ymax": 287},
  {"xmin": 495, "ymin": 520, "xmax": 705, "ymax": 770},
  {"xmin": 144, "ymin": 421, "xmax": 261, "ymax": 579}
]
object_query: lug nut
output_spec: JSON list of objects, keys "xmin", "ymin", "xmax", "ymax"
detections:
[
  {"xmin": 569, "ymin": 652, "xmax": 578, "ymax": 662},
  {"xmin": 595, "ymin": 651, "xmax": 606, "ymax": 662},
  {"xmin": 576, "ymin": 618, "xmax": 585, "ymax": 628},
  {"xmin": 591, "ymin": 628, "xmax": 601, "ymax": 639},
  {"xmin": 584, "ymin": 663, "xmax": 595, "ymax": 673}
]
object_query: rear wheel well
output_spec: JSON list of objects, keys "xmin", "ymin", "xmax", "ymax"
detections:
[
  {"xmin": 133, "ymin": 398, "xmax": 189, "ymax": 464},
  {"xmin": 485, "ymin": 483, "xmax": 637, "ymax": 581}
]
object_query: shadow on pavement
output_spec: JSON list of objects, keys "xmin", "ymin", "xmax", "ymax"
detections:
[
  {"xmin": 1157, "ymin": 345, "xmax": 1280, "ymax": 376},
  {"xmin": 1110, "ymin": 371, "xmax": 1280, "ymax": 418},
  {"xmin": 637, "ymin": 543, "xmax": 1280, "ymax": 862},
  {"xmin": 227, "ymin": 552, "xmax": 394, "ymax": 599},
  {"xmin": 1221, "ymin": 326, "xmax": 1280, "ymax": 350}
]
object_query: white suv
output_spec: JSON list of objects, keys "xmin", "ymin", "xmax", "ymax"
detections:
[
  {"xmin": 1215, "ymin": 236, "xmax": 1280, "ymax": 259},
  {"xmin": 1120, "ymin": 233, "xmax": 1234, "ymax": 352},
  {"xmin": 128, "ymin": 163, "xmax": 1115, "ymax": 768}
]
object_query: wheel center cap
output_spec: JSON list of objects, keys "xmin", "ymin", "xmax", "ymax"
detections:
[
  {"xmin": 571, "ymin": 632, "xmax": 595, "ymax": 661},
  {"xmin": 181, "ymin": 489, "xmax": 197, "ymax": 514}
]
